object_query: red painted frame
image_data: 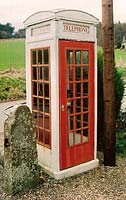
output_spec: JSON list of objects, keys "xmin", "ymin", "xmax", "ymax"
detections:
[
  {"xmin": 59, "ymin": 40, "xmax": 95, "ymax": 170},
  {"xmin": 31, "ymin": 47, "xmax": 51, "ymax": 149}
]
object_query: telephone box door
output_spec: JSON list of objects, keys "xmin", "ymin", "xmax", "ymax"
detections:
[{"xmin": 59, "ymin": 40, "xmax": 95, "ymax": 170}]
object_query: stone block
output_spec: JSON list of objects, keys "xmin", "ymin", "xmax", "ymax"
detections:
[{"xmin": 4, "ymin": 105, "xmax": 38, "ymax": 195}]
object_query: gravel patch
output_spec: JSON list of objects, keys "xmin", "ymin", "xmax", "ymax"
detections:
[{"xmin": 0, "ymin": 155, "xmax": 126, "ymax": 200}]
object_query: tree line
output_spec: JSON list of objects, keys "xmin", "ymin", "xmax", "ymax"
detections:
[
  {"xmin": 97, "ymin": 21, "xmax": 126, "ymax": 48},
  {"xmin": 0, "ymin": 23, "xmax": 25, "ymax": 39},
  {"xmin": 0, "ymin": 21, "xmax": 126, "ymax": 49}
]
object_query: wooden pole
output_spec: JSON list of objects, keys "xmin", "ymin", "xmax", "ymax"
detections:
[{"xmin": 102, "ymin": 0, "xmax": 116, "ymax": 166}]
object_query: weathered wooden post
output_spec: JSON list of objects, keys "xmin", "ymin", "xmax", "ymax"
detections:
[{"xmin": 4, "ymin": 105, "xmax": 38, "ymax": 195}]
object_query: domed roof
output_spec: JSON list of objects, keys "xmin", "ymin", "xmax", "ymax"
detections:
[{"xmin": 24, "ymin": 9, "xmax": 98, "ymax": 27}]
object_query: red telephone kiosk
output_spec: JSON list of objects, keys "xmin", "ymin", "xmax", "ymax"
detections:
[{"xmin": 24, "ymin": 9, "xmax": 99, "ymax": 179}]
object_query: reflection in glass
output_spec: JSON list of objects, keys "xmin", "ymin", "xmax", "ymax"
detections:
[
  {"xmin": 39, "ymin": 98, "xmax": 43, "ymax": 112},
  {"xmin": 44, "ymin": 83, "xmax": 49, "ymax": 97},
  {"xmin": 39, "ymin": 83, "xmax": 43, "ymax": 96},
  {"xmin": 38, "ymin": 50, "xmax": 42, "ymax": 64},
  {"xmin": 83, "ymin": 129, "xmax": 88, "ymax": 142},
  {"xmin": 76, "ymin": 83, "xmax": 81, "ymax": 97},
  {"xmin": 32, "ymin": 50, "xmax": 36, "ymax": 65},
  {"xmin": 76, "ymin": 115, "xmax": 81, "ymax": 129},
  {"xmin": 69, "ymin": 132, "xmax": 74, "ymax": 146},
  {"xmin": 68, "ymin": 116, "xmax": 74, "ymax": 131},
  {"xmin": 83, "ymin": 66, "xmax": 88, "ymax": 80},
  {"xmin": 67, "ymin": 50, "xmax": 73, "ymax": 64},
  {"xmin": 39, "ymin": 128, "xmax": 44, "ymax": 143},
  {"xmin": 83, "ymin": 113, "xmax": 88, "ymax": 127},
  {"xmin": 44, "ymin": 131, "xmax": 50, "ymax": 145},
  {"xmin": 33, "ymin": 112, "xmax": 37, "ymax": 124},
  {"xmin": 75, "ymin": 66, "xmax": 81, "ymax": 80},
  {"xmin": 33, "ymin": 97, "xmax": 37, "ymax": 110},
  {"xmin": 67, "ymin": 66, "xmax": 73, "ymax": 81},
  {"xmin": 83, "ymin": 82, "xmax": 88, "ymax": 96},
  {"xmin": 67, "ymin": 100, "xmax": 73, "ymax": 114},
  {"xmin": 44, "ymin": 49, "xmax": 49, "ymax": 64},
  {"xmin": 38, "ymin": 67, "xmax": 43, "ymax": 80},
  {"xmin": 44, "ymin": 99, "xmax": 49, "ymax": 113},
  {"xmin": 83, "ymin": 51, "xmax": 88, "ymax": 64},
  {"xmin": 44, "ymin": 66, "xmax": 49, "ymax": 80},
  {"xmin": 44, "ymin": 115, "xmax": 50, "ymax": 129},
  {"xmin": 75, "ymin": 130, "xmax": 81, "ymax": 144},
  {"xmin": 83, "ymin": 98, "xmax": 88, "ymax": 111},
  {"xmin": 32, "ymin": 67, "xmax": 37, "ymax": 80},
  {"xmin": 75, "ymin": 50, "xmax": 81, "ymax": 64},
  {"xmin": 76, "ymin": 99, "xmax": 81, "ymax": 113},
  {"xmin": 33, "ymin": 82, "xmax": 37, "ymax": 95},
  {"xmin": 67, "ymin": 84, "xmax": 73, "ymax": 98},
  {"xmin": 38, "ymin": 113, "xmax": 43, "ymax": 127}
]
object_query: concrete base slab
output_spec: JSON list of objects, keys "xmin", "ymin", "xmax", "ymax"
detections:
[{"xmin": 39, "ymin": 159, "xmax": 99, "ymax": 180}]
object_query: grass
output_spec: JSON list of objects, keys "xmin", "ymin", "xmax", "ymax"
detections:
[
  {"xmin": 116, "ymin": 131, "xmax": 126, "ymax": 156},
  {"xmin": 0, "ymin": 70, "xmax": 26, "ymax": 102},
  {"xmin": 115, "ymin": 49, "xmax": 126, "ymax": 67},
  {"xmin": 0, "ymin": 40, "xmax": 125, "ymax": 102},
  {"xmin": 98, "ymin": 47, "xmax": 126, "ymax": 67},
  {"xmin": 0, "ymin": 39, "xmax": 25, "ymax": 71}
]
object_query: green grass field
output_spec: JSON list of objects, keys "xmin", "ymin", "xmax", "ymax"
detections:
[
  {"xmin": 0, "ymin": 39, "xmax": 25, "ymax": 71},
  {"xmin": 115, "ymin": 49, "xmax": 126, "ymax": 67},
  {"xmin": 0, "ymin": 39, "xmax": 125, "ymax": 102}
]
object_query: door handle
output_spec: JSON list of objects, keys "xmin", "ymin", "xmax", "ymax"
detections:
[{"xmin": 61, "ymin": 105, "xmax": 65, "ymax": 111}]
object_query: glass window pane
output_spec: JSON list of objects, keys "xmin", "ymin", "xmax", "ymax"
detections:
[
  {"xmin": 68, "ymin": 116, "xmax": 74, "ymax": 131},
  {"xmin": 39, "ymin": 98, "xmax": 43, "ymax": 112},
  {"xmin": 38, "ymin": 66, "xmax": 43, "ymax": 80},
  {"xmin": 83, "ymin": 82, "xmax": 88, "ymax": 96},
  {"xmin": 44, "ymin": 115, "xmax": 50, "ymax": 129},
  {"xmin": 83, "ymin": 129, "xmax": 88, "ymax": 142},
  {"xmin": 44, "ymin": 49, "xmax": 49, "ymax": 64},
  {"xmin": 38, "ymin": 113, "xmax": 43, "ymax": 128},
  {"xmin": 44, "ymin": 131, "xmax": 50, "ymax": 145},
  {"xmin": 67, "ymin": 83, "xmax": 73, "ymax": 98},
  {"xmin": 32, "ymin": 67, "xmax": 37, "ymax": 80},
  {"xmin": 44, "ymin": 66, "xmax": 49, "ymax": 81},
  {"xmin": 33, "ymin": 82, "xmax": 37, "ymax": 95},
  {"xmin": 83, "ymin": 113, "xmax": 88, "ymax": 127},
  {"xmin": 76, "ymin": 83, "xmax": 81, "ymax": 97},
  {"xmin": 76, "ymin": 115, "xmax": 81, "ymax": 129},
  {"xmin": 67, "ymin": 100, "xmax": 73, "ymax": 114},
  {"xmin": 75, "ymin": 130, "xmax": 81, "ymax": 145},
  {"xmin": 44, "ymin": 83, "xmax": 49, "ymax": 97},
  {"xmin": 67, "ymin": 66, "xmax": 74, "ymax": 81},
  {"xmin": 83, "ymin": 51, "xmax": 88, "ymax": 64},
  {"xmin": 83, "ymin": 66, "xmax": 88, "ymax": 80},
  {"xmin": 39, "ymin": 83, "xmax": 43, "ymax": 96},
  {"xmin": 75, "ymin": 50, "xmax": 81, "ymax": 64},
  {"xmin": 67, "ymin": 50, "xmax": 73, "ymax": 64},
  {"xmin": 38, "ymin": 128, "xmax": 44, "ymax": 143},
  {"xmin": 75, "ymin": 66, "xmax": 81, "ymax": 80},
  {"xmin": 38, "ymin": 50, "xmax": 42, "ymax": 64},
  {"xmin": 33, "ymin": 112, "xmax": 37, "ymax": 124},
  {"xmin": 33, "ymin": 97, "xmax": 37, "ymax": 110},
  {"xmin": 83, "ymin": 98, "xmax": 88, "ymax": 111},
  {"xmin": 32, "ymin": 50, "xmax": 36, "ymax": 65},
  {"xmin": 44, "ymin": 99, "xmax": 49, "ymax": 113},
  {"xmin": 76, "ymin": 99, "xmax": 81, "ymax": 113},
  {"xmin": 68, "ymin": 132, "xmax": 74, "ymax": 146}
]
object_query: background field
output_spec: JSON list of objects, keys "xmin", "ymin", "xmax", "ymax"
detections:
[
  {"xmin": 0, "ymin": 39, "xmax": 125, "ymax": 102},
  {"xmin": 115, "ymin": 49, "xmax": 126, "ymax": 67},
  {"xmin": 0, "ymin": 39, "xmax": 125, "ymax": 71},
  {"xmin": 0, "ymin": 39, "xmax": 25, "ymax": 71}
]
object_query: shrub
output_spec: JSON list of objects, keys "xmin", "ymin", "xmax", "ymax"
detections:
[{"xmin": 97, "ymin": 50, "xmax": 125, "ymax": 150}]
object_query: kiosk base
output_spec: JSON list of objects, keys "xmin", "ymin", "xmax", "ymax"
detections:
[{"xmin": 39, "ymin": 159, "xmax": 99, "ymax": 180}]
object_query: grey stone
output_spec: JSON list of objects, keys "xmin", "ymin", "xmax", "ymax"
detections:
[{"xmin": 4, "ymin": 105, "xmax": 38, "ymax": 195}]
